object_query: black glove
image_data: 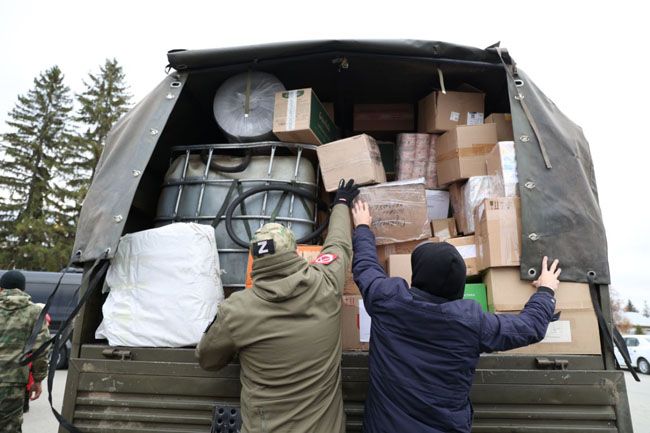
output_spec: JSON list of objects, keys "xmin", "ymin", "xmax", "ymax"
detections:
[{"xmin": 333, "ymin": 179, "xmax": 359, "ymax": 208}]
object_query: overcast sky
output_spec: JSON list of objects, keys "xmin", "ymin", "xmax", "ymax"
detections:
[{"xmin": 1, "ymin": 0, "xmax": 647, "ymax": 306}]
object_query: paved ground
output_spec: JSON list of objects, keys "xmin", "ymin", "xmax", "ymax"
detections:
[{"xmin": 22, "ymin": 369, "xmax": 650, "ymax": 432}]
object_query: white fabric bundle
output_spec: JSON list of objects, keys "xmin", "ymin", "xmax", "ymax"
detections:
[
  {"xmin": 96, "ymin": 223, "xmax": 224, "ymax": 347},
  {"xmin": 213, "ymin": 71, "xmax": 285, "ymax": 143}
]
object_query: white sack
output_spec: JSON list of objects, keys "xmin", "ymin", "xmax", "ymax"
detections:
[{"xmin": 96, "ymin": 223, "xmax": 223, "ymax": 347}]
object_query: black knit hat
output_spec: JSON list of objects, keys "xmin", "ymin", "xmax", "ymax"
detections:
[
  {"xmin": 0, "ymin": 270, "xmax": 26, "ymax": 291},
  {"xmin": 410, "ymin": 242, "xmax": 466, "ymax": 301}
]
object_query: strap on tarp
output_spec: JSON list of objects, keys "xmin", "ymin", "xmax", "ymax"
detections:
[
  {"xmin": 495, "ymin": 47, "xmax": 552, "ymax": 169},
  {"xmin": 588, "ymin": 278, "xmax": 640, "ymax": 382},
  {"xmin": 48, "ymin": 258, "xmax": 110, "ymax": 433}
]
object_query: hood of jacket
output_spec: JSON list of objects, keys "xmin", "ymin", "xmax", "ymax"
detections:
[
  {"xmin": 0, "ymin": 288, "xmax": 32, "ymax": 311},
  {"xmin": 250, "ymin": 251, "xmax": 317, "ymax": 302}
]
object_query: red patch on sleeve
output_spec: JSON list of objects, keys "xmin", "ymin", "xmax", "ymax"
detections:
[{"xmin": 311, "ymin": 253, "xmax": 338, "ymax": 265}]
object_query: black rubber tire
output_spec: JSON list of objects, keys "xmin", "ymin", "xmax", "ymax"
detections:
[
  {"xmin": 638, "ymin": 358, "xmax": 650, "ymax": 375},
  {"xmin": 224, "ymin": 183, "xmax": 329, "ymax": 248}
]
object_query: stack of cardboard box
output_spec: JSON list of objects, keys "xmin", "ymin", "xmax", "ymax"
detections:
[{"xmin": 266, "ymin": 86, "xmax": 599, "ymax": 355}]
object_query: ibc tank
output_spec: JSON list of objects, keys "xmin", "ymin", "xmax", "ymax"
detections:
[{"xmin": 156, "ymin": 148, "xmax": 317, "ymax": 292}]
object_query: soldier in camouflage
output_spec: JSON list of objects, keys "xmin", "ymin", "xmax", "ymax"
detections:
[
  {"xmin": 197, "ymin": 180, "xmax": 359, "ymax": 433},
  {"xmin": 0, "ymin": 270, "xmax": 51, "ymax": 433}
]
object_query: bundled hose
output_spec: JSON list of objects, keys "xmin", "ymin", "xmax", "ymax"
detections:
[{"xmin": 224, "ymin": 183, "xmax": 328, "ymax": 248}]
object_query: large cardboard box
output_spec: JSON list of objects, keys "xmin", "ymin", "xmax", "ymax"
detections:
[
  {"xmin": 341, "ymin": 295, "xmax": 371, "ymax": 351},
  {"xmin": 357, "ymin": 179, "xmax": 431, "ymax": 245},
  {"xmin": 449, "ymin": 176, "xmax": 497, "ymax": 234},
  {"xmin": 317, "ymin": 134, "xmax": 386, "ymax": 192},
  {"xmin": 475, "ymin": 197, "xmax": 521, "ymax": 271},
  {"xmin": 445, "ymin": 236, "xmax": 478, "ymax": 276},
  {"xmin": 431, "ymin": 218, "xmax": 457, "ymax": 241},
  {"xmin": 485, "ymin": 113, "xmax": 514, "ymax": 141},
  {"xmin": 486, "ymin": 141, "xmax": 518, "ymax": 197},
  {"xmin": 377, "ymin": 239, "xmax": 422, "ymax": 270},
  {"xmin": 484, "ymin": 267, "xmax": 594, "ymax": 312},
  {"xmin": 273, "ymin": 89, "xmax": 338, "ymax": 145},
  {"xmin": 436, "ymin": 123, "xmax": 497, "ymax": 186},
  {"xmin": 354, "ymin": 104, "xmax": 415, "ymax": 131},
  {"xmin": 418, "ymin": 90, "xmax": 485, "ymax": 133},
  {"xmin": 388, "ymin": 254, "xmax": 412, "ymax": 284},
  {"xmin": 464, "ymin": 283, "xmax": 488, "ymax": 311},
  {"xmin": 500, "ymin": 308, "xmax": 601, "ymax": 355}
]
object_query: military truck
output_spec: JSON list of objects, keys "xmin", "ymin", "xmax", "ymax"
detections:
[{"xmin": 58, "ymin": 40, "xmax": 634, "ymax": 432}]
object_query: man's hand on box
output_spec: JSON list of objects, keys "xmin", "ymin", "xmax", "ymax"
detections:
[
  {"xmin": 333, "ymin": 179, "xmax": 359, "ymax": 208},
  {"xmin": 533, "ymin": 256, "xmax": 561, "ymax": 292},
  {"xmin": 352, "ymin": 200, "xmax": 372, "ymax": 228}
]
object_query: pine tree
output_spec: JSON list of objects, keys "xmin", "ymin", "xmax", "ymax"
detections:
[
  {"xmin": 67, "ymin": 58, "xmax": 130, "ymax": 210},
  {"xmin": 625, "ymin": 300, "xmax": 639, "ymax": 313},
  {"xmin": 0, "ymin": 66, "xmax": 75, "ymax": 270},
  {"xmin": 643, "ymin": 301, "xmax": 650, "ymax": 318}
]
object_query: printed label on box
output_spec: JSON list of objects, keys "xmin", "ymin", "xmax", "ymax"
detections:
[
  {"xmin": 467, "ymin": 112, "xmax": 484, "ymax": 126},
  {"xmin": 286, "ymin": 90, "xmax": 298, "ymax": 130},
  {"xmin": 449, "ymin": 111, "xmax": 461, "ymax": 122},
  {"xmin": 359, "ymin": 299, "xmax": 371, "ymax": 343},
  {"xmin": 540, "ymin": 320, "xmax": 572, "ymax": 343},
  {"xmin": 455, "ymin": 244, "xmax": 477, "ymax": 259}
]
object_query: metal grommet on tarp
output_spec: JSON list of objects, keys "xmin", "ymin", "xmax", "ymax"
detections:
[{"xmin": 528, "ymin": 268, "xmax": 537, "ymax": 277}]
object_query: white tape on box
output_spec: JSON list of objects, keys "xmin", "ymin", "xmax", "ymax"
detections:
[{"xmin": 286, "ymin": 90, "xmax": 298, "ymax": 131}]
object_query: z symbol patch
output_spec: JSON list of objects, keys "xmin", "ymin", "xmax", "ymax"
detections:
[{"xmin": 311, "ymin": 253, "xmax": 338, "ymax": 265}]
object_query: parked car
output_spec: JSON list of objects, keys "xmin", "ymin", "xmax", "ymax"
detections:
[
  {"xmin": 615, "ymin": 334, "xmax": 650, "ymax": 374},
  {"xmin": 0, "ymin": 269, "xmax": 82, "ymax": 369}
]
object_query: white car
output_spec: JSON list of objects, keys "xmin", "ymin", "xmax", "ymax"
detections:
[{"xmin": 615, "ymin": 335, "xmax": 650, "ymax": 374}]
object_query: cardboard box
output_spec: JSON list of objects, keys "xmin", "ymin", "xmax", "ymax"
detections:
[
  {"xmin": 273, "ymin": 89, "xmax": 338, "ymax": 146},
  {"xmin": 357, "ymin": 179, "xmax": 431, "ymax": 245},
  {"xmin": 341, "ymin": 295, "xmax": 371, "ymax": 351},
  {"xmin": 425, "ymin": 190, "xmax": 450, "ymax": 221},
  {"xmin": 475, "ymin": 197, "xmax": 521, "ymax": 271},
  {"xmin": 464, "ymin": 283, "xmax": 488, "ymax": 311},
  {"xmin": 484, "ymin": 267, "xmax": 594, "ymax": 312},
  {"xmin": 376, "ymin": 239, "xmax": 422, "ymax": 270},
  {"xmin": 436, "ymin": 123, "xmax": 497, "ymax": 186},
  {"xmin": 500, "ymin": 308, "xmax": 601, "ymax": 355},
  {"xmin": 445, "ymin": 236, "xmax": 478, "ymax": 276},
  {"xmin": 449, "ymin": 176, "xmax": 498, "ymax": 235},
  {"xmin": 485, "ymin": 113, "xmax": 514, "ymax": 141},
  {"xmin": 486, "ymin": 141, "xmax": 518, "ymax": 197},
  {"xmin": 317, "ymin": 134, "xmax": 386, "ymax": 192},
  {"xmin": 431, "ymin": 218, "xmax": 457, "ymax": 241},
  {"xmin": 418, "ymin": 90, "xmax": 485, "ymax": 133},
  {"xmin": 354, "ymin": 104, "xmax": 415, "ymax": 132},
  {"xmin": 388, "ymin": 254, "xmax": 412, "ymax": 285},
  {"xmin": 344, "ymin": 270, "xmax": 360, "ymax": 296}
]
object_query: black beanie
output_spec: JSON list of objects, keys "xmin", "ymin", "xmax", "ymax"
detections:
[
  {"xmin": 0, "ymin": 270, "xmax": 26, "ymax": 291},
  {"xmin": 410, "ymin": 242, "xmax": 466, "ymax": 301}
]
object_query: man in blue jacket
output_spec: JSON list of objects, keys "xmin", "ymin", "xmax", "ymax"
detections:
[{"xmin": 351, "ymin": 201, "xmax": 560, "ymax": 433}]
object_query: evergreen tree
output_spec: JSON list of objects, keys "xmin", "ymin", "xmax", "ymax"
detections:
[
  {"xmin": 68, "ymin": 58, "xmax": 130, "ymax": 210},
  {"xmin": 0, "ymin": 66, "xmax": 75, "ymax": 270},
  {"xmin": 625, "ymin": 300, "xmax": 639, "ymax": 313},
  {"xmin": 643, "ymin": 301, "xmax": 650, "ymax": 318},
  {"xmin": 635, "ymin": 325, "xmax": 645, "ymax": 335}
]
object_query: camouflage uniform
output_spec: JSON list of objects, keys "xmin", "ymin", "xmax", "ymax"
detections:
[{"xmin": 0, "ymin": 289, "xmax": 51, "ymax": 433}]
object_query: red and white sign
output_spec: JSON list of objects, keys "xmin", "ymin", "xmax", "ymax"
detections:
[{"xmin": 312, "ymin": 253, "xmax": 338, "ymax": 265}]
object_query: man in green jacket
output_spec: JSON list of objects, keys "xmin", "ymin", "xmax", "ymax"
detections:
[
  {"xmin": 0, "ymin": 270, "xmax": 51, "ymax": 433},
  {"xmin": 197, "ymin": 180, "xmax": 358, "ymax": 433}
]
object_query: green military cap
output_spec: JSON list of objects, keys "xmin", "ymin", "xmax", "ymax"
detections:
[{"xmin": 250, "ymin": 223, "xmax": 297, "ymax": 258}]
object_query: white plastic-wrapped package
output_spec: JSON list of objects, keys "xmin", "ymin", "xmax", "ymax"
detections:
[
  {"xmin": 213, "ymin": 71, "xmax": 285, "ymax": 143},
  {"xmin": 96, "ymin": 223, "xmax": 224, "ymax": 347},
  {"xmin": 425, "ymin": 189, "xmax": 450, "ymax": 220},
  {"xmin": 425, "ymin": 134, "xmax": 440, "ymax": 188},
  {"xmin": 487, "ymin": 141, "xmax": 519, "ymax": 197},
  {"xmin": 449, "ymin": 176, "xmax": 498, "ymax": 234}
]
